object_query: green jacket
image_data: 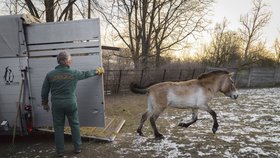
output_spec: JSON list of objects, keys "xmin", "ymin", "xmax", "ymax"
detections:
[{"xmin": 41, "ymin": 65, "xmax": 97, "ymax": 105}]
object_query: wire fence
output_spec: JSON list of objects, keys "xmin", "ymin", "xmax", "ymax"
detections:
[{"xmin": 103, "ymin": 67, "xmax": 280, "ymax": 94}]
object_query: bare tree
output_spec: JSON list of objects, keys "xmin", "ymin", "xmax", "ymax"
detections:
[
  {"xmin": 57, "ymin": 0, "xmax": 77, "ymax": 21},
  {"xmin": 24, "ymin": 0, "xmax": 40, "ymax": 18},
  {"xmin": 203, "ymin": 19, "xmax": 242, "ymax": 67},
  {"xmin": 274, "ymin": 38, "xmax": 280, "ymax": 65},
  {"xmin": 2, "ymin": 0, "xmax": 21, "ymax": 14},
  {"xmin": 239, "ymin": 0, "xmax": 271, "ymax": 66},
  {"xmin": 96, "ymin": 0, "xmax": 213, "ymax": 69},
  {"xmin": 152, "ymin": 0, "xmax": 212, "ymax": 68},
  {"xmin": 1, "ymin": 0, "xmax": 98, "ymax": 22}
]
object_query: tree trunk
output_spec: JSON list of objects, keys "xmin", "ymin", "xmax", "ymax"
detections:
[
  {"xmin": 44, "ymin": 0, "xmax": 54, "ymax": 22},
  {"xmin": 25, "ymin": 0, "xmax": 39, "ymax": 18},
  {"xmin": 58, "ymin": 0, "xmax": 77, "ymax": 21},
  {"xmin": 88, "ymin": 0, "xmax": 91, "ymax": 19},
  {"xmin": 141, "ymin": 0, "xmax": 149, "ymax": 69},
  {"xmin": 69, "ymin": 0, "xmax": 74, "ymax": 20}
]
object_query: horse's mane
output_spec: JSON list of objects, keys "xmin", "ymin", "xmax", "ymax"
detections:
[{"xmin": 197, "ymin": 70, "xmax": 229, "ymax": 80}]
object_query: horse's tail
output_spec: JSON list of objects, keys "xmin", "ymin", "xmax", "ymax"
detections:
[{"xmin": 129, "ymin": 82, "xmax": 148, "ymax": 94}]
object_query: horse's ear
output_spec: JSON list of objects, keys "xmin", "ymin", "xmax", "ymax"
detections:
[{"xmin": 228, "ymin": 72, "xmax": 234, "ymax": 77}]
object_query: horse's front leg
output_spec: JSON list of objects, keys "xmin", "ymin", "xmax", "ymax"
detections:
[
  {"xmin": 178, "ymin": 109, "xmax": 198, "ymax": 128},
  {"xmin": 205, "ymin": 106, "xmax": 219, "ymax": 134}
]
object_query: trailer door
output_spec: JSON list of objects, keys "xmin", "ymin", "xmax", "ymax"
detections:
[{"xmin": 25, "ymin": 19, "xmax": 105, "ymax": 127}]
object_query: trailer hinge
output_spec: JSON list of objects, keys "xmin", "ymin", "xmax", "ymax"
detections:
[
  {"xmin": 29, "ymin": 97, "xmax": 35, "ymax": 100},
  {"xmin": 22, "ymin": 67, "xmax": 31, "ymax": 72}
]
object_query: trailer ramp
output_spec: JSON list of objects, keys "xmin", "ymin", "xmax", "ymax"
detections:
[{"xmin": 38, "ymin": 117, "xmax": 125, "ymax": 141}]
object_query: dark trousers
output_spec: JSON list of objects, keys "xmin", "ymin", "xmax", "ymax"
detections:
[{"xmin": 51, "ymin": 100, "xmax": 81, "ymax": 153}]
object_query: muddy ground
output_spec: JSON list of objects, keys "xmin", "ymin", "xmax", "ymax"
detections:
[{"xmin": 1, "ymin": 88, "xmax": 280, "ymax": 158}]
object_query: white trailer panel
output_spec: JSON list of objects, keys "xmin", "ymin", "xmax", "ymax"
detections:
[
  {"xmin": 25, "ymin": 19, "xmax": 105, "ymax": 128},
  {"xmin": 25, "ymin": 19, "xmax": 100, "ymax": 44},
  {"xmin": 0, "ymin": 57, "xmax": 28, "ymax": 126},
  {"xmin": 28, "ymin": 55, "xmax": 105, "ymax": 127},
  {"xmin": 0, "ymin": 15, "xmax": 27, "ymax": 57}
]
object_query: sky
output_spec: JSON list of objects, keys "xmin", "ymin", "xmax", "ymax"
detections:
[
  {"xmin": 169, "ymin": 0, "xmax": 280, "ymax": 58},
  {"xmin": 0, "ymin": 0, "xmax": 279, "ymax": 51},
  {"xmin": 211, "ymin": 0, "xmax": 280, "ymax": 47}
]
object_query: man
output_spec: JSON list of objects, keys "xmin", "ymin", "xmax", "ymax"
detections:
[{"xmin": 41, "ymin": 51, "xmax": 104, "ymax": 157}]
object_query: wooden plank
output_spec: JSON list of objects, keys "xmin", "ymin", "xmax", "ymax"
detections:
[
  {"xmin": 105, "ymin": 118, "xmax": 125, "ymax": 133},
  {"xmin": 28, "ymin": 47, "xmax": 100, "ymax": 57},
  {"xmin": 28, "ymin": 41, "xmax": 100, "ymax": 51},
  {"xmin": 79, "ymin": 118, "xmax": 125, "ymax": 141},
  {"xmin": 26, "ymin": 19, "xmax": 100, "ymax": 44},
  {"xmin": 37, "ymin": 117, "xmax": 125, "ymax": 141},
  {"xmin": 102, "ymin": 118, "xmax": 114, "ymax": 132}
]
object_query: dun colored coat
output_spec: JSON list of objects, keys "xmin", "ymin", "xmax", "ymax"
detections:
[{"xmin": 132, "ymin": 70, "xmax": 239, "ymax": 139}]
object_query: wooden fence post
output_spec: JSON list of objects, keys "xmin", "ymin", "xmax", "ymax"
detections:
[
  {"xmin": 273, "ymin": 67, "xmax": 277, "ymax": 86},
  {"xmin": 178, "ymin": 69, "xmax": 182, "ymax": 80},
  {"xmin": 117, "ymin": 70, "xmax": 122, "ymax": 93},
  {"xmin": 247, "ymin": 68, "xmax": 252, "ymax": 88},
  {"xmin": 162, "ymin": 69, "xmax": 166, "ymax": 81},
  {"xmin": 191, "ymin": 69, "xmax": 196, "ymax": 79},
  {"xmin": 234, "ymin": 68, "xmax": 239, "ymax": 86},
  {"xmin": 139, "ymin": 69, "xmax": 144, "ymax": 86},
  {"xmin": 105, "ymin": 69, "xmax": 109, "ymax": 94}
]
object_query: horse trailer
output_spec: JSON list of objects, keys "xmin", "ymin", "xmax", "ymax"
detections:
[{"xmin": 0, "ymin": 15, "xmax": 105, "ymax": 135}]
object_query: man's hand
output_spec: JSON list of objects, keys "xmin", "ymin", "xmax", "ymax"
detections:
[
  {"xmin": 96, "ymin": 67, "xmax": 104, "ymax": 76},
  {"xmin": 42, "ymin": 104, "xmax": 50, "ymax": 112}
]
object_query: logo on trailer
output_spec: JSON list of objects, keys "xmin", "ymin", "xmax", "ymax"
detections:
[{"xmin": 3, "ymin": 66, "xmax": 14, "ymax": 85}]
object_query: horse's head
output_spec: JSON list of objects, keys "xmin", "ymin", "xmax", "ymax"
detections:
[{"xmin": 220, "ymin": 72, "xmax": 238, "ymax": 99}]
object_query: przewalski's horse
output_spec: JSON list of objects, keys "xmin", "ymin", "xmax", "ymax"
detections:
[{"xmin": 132, "ymin": 70, "xmax": 238, "ymax": 139}]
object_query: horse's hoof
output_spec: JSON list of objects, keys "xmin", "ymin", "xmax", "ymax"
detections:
[
  {"xmin": 155, "ymin": 133, "xmax": 164, "ymax": 139},
  {"xmin": 212, "ymin": 127, "xmax": 218, "ymax": 134},
  {"xmin": 212, "ymin": 124, "xmax": 219, "ymax": 134},
  {"xmin": 178, "ymin": 123, "xmax": 190, "ymax": 128},
  {"xmin": 178, "ymin": 123, "xmax": 184, "ymax": 127},
  {"xmin": 137, "ymin": 129, "xmax": 144, "ymax": 136}
]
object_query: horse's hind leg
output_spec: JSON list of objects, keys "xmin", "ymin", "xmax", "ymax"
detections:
[
  {"xmin": 178, "ymin": 109, "xmax": 198, "ymax": 128},
  {"xmin": 137, "ymin": 111, "xmax": 149, "ymax": 136},
  {"xmin": 150, "ymin": 111, "xmax": 164, "ymax": 139}
]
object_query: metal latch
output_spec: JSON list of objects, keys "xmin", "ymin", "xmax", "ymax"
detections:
[{"xmin": 1, "ymin": 120, "xmax": 9, "ymax": 131}]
